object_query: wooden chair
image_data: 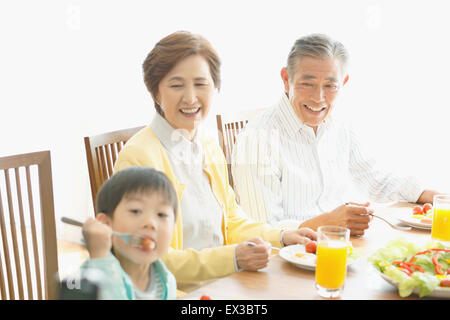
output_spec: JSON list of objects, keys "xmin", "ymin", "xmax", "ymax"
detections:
[
  {"xmin": 84, "ymin": 125, "xmax": 145, "ymax": 212},
  {"xmin": 0, "ymin": 150, "xmax": 58, "ymax": 300},
  {"xmin": 216, "ymin": 108, "xmax": 265, "ymax": 187}
]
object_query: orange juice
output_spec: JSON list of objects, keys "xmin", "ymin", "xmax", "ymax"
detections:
[
  {"xmin": 315, "ymin": 240, "xmax": 348, "ymax": 289},
  {"xmin": 432, "ymin": 208, "xmax": 450, "ymax": 242}
]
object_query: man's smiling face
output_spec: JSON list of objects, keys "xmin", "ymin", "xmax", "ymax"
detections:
[{"xmin": 281, "ymin": 56, "xmax": 348, "ymax": 132}]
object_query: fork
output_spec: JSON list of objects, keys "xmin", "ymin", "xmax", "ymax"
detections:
[
  {"xmin": 61, "ymin": 217, "xmax": 141, "ymax": 245},
  {"xmin": 371, "ymin": 214, "xmax": 412, "ymax": 231},
  {"xmin": 247, "ymin": 241, "xmax": 281, "ymax": 251}
]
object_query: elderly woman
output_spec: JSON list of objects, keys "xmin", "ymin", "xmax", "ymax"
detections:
[{"xmin": 113, "ymin": 31, "xmax": 316, "ymax": 285}]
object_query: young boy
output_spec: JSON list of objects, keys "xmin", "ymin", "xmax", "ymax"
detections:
[{"xmin": 80, "ymin": 166, "xmax": 178, "ymax": 299}]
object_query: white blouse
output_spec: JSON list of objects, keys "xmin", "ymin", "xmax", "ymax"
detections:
[
  {"xmin": 231, "ymin": 93, "xmax": 424, "ymax": 226},
  {"xmin": 150, "ymin": 113, "xmax": 224, "ymax": 250}
]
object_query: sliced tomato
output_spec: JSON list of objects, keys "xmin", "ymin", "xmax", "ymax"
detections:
[
  {"xmin": 422, "ymin": 203, "xmax": 433, "ymax": 214},
  {"xmin": 439, "ymin": 279, "xmax": 450, "ymax": 287},
  {"xmin": 412, "ymin": 206, "xmax": 423, "ymax": 215}
]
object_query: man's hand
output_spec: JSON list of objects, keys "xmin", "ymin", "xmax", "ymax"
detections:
[
  {"xmin": 281, "ymin": 227, "xmax": 317, "ymax": 246},
  {"xmin": 417, "ymin": 190, "xmax": 442, "ymax": 204},
  {"xmin": 299, "ymin": 202, "xmax": 373, "ymax": 236},
  {"xmin": 235, "ymin": 237, "xmax": 271, "ymax": 271},
  {"xmin": 326, "ymin": 202, "xmax": 373, "ymax": 236}
]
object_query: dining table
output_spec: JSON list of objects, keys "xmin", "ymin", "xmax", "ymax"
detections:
[{"xmin": 180, "ymin": 202, "xmax": 444, "ymax": 300}]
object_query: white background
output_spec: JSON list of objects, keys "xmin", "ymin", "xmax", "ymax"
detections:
[{"xmin": 1, "ymin": 0, "xmax": 449, "ymax": 241}]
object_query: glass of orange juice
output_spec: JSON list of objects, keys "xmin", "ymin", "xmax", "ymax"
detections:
[
  {"xmin": 315, "ymin": 226, "xmax": 350, "ymax": 298},
  {"xmin": 432, "ymin": 195, "xmax": 450, "ymax": 243}
]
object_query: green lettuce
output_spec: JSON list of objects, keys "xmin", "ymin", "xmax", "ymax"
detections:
[
  {"xmin": 411, "ymin": 272, "xmax": 439, "ymax": 297},
  {"xmin": 368, "ymin": 237, "xmax": 448, "ymax": 298}
]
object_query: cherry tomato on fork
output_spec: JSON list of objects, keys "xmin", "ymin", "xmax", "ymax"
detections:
[{"xmin": 140, "ymin": 238, "xmax": 152, "ymax": 249}]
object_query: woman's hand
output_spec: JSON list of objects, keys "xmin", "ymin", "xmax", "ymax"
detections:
[
  {"xmin": 82, "ymin": 217, "xmax": 113, "ymax": 259},
  {"xmin": 235, "ymin": 237, "xmax": 271, "ymax": 271},
  {"xmin": 281, "ymin": 227, "xmax": 317, "ymax": 246}
]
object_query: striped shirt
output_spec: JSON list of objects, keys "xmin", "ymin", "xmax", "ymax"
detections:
[{"xmin": 231, "ymin": 93, "xmax": 424, "ymax": 225}]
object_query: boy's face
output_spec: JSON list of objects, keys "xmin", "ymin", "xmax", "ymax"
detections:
[{"xmin": 104, "ymin": 191, "xmax": 175, "ymax": 265}]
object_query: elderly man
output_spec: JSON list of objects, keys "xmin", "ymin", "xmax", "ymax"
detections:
[{"xmin": 231, "ymin": 33, "xmax": 440, "ymax": 236}]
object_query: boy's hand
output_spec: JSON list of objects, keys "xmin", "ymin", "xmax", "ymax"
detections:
[{"xmin": 82, "ymin": 217, "xmax": 113, "ymax": 259}]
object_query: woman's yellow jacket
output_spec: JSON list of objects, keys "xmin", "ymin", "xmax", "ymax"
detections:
[{"xmin": 114, "ymin": 126, "xmax": 282, "ymax": 282}]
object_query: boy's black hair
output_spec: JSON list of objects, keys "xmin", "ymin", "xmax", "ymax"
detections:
[{"xmin": 96, "ymin": 166, "xmax": 178, "ymax": 218}]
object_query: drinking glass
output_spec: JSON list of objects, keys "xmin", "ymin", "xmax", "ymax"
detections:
[
  {"xmin": 432, "ymin": 195, "xmax": 450, "ymax": 243},
  {"xmin": 315, "ymin": 226, "xmax": 350, "ymax": 298}
]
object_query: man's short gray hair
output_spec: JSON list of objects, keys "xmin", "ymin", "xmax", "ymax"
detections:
[{"xmin": 286, "ymin": 34, "xmax": 349, "ymax": 80}]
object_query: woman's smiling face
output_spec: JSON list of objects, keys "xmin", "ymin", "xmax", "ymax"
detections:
[{"xmin": 156, "ymin": 54, "xmax": 215, "ymax": 139}]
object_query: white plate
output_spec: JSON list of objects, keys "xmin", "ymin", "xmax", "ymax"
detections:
[
  {"xmin": 397, "ymin": 216, "xmax": 432, "ymax": 230},
  {"xmin": 377, "ymin": 270, "xmax": 450, "ymax": 298},
  {"xmin": 279, "ymin": 244, "xmax": 317, "ymax": 270},
  {"xmin": 279, "ymin": 244, "xmax": 355, "ymax": 271}
]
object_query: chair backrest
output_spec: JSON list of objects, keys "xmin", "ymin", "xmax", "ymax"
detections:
[
  {"xmin": 84, "ymin": 125, "xmax": 145, "ymax": 212},
  {"xmin": 0, "ymin": 150, "xmax": 58, "ymax": 300},
  {"xmin": 216, "ymin": 108, "xmax": 266, "ymax": 187}
]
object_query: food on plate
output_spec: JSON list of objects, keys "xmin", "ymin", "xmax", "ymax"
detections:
[
  {"xmin": 293, "ymin": 251, "xmax": 317, "ymax": 266},
  {"xmin": 369, "ymin": 238, "xmax": 450, "ymax": 297},
  {"xmin": 412, "ymin": 206, "xmax": 424, "ymax": 215},
  {"xmin": 295, "ymin": 253, "xmax": 306, "ymax": 259},
  {"xmin": 200, "ymin": 294, "xmax": 212, "ymax": 300},
  {"xmin": 411, "ymin": 204, "xmax": 433, "ymax": 224},
  {"xmin": 305, "ymin": 240, "xmax": 317, "ymax": 254},
  {"xmin": 347, "ymin": 244, "xmax": 354, "ymax": 256},
  {"xmin": 422, "ymin": 203, "xmax": 433, "ymax": 214},
  {"xmin": 420, "ymin": 218, "xmax": 432, "ymax": 225},
  {"xmin": 440, "ymin": 279, "xmax": 450, "ymax": 287}
]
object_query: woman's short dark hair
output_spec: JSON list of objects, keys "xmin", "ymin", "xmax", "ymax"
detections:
[
  {"xmin": 96, "ymin": 167, "xmax": 178, "ymax": 219},
  {"xmin": 142, "ymin": 30, "xmax": 221, "ymax": 117}
]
